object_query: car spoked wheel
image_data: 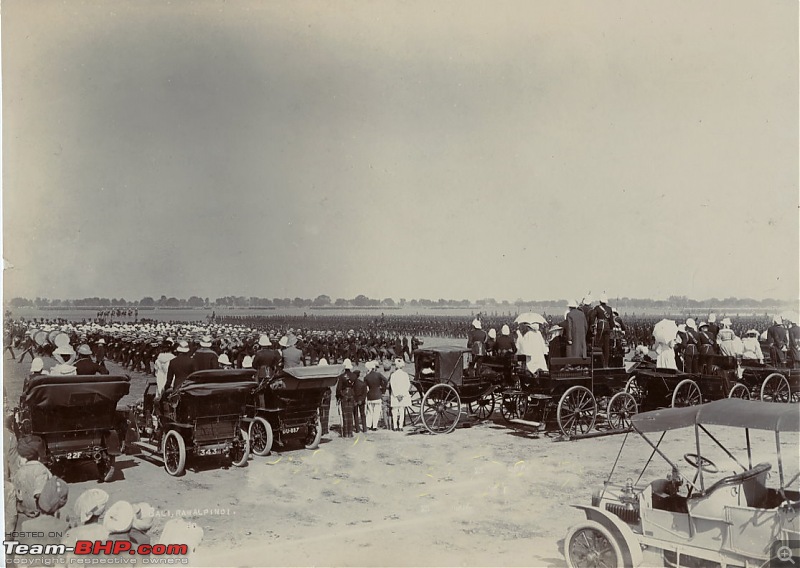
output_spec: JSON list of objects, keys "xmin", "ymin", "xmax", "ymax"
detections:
[
  {"xmin": 761, "ymin": 373, "xmax": 791, "ymax": 403},
  {"xmin": 565, "ymin": 521, "xmax": 622, "ymax": 568},
  {"xmin": 304, "ymin": 416, "xmax": 322, "ymax": 450},
  {"xmin": 557, "ymin": 386, "xmax": 597, "ymax": 437},
  {"xmin": 230, "ymin": 428, "xmax": 249, "ymax": 467},
  {"xmin": 163, "ymin": 430, "xmax": 186, "ymax": 477},
  {"xmin": 248, "ymin": 417, "xmax": 274, "ymax": 457}
]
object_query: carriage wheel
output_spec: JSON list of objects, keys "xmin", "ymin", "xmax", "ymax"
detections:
[
  {"xmin": 163, "ymin": 430, "xmax": 186, "ymax": 477},
  {"xmin": 304, "ymin": 416, "xmax": 322, "ymax": 450},
  {"xmin": 500, "ymin": 393, "xmax": 527, "ymax": 422},
  {"xmin": 249, "ymin": 417, "xmax": 274, "ymax": 457},
  {"xmin": 557, "ymin": 386, "xmax": 597, "ymax": 437},
  {"xmin": 420, "ymin": 384, "xmax": 461, "ymax": 434},
  {"xmin": 405, "ymin": 384, "xmax": 422, "ymax": 426},
  {"xmin": 606, "ymin": 392, "xmax": 637, "ymax": 430},
  {"xmin": 761, "ymin": 373, "xmax": 791, "ymax": 403},
  {"xmin": 468, "ymin": 392, "xmax": 496, "ymax": 421},
  {"xmin": 624, "ymin": 375, "xmax": 644, "ymax": 406},
  {"xmin": 671, "ymin": 379, "xmax": 702, "ymax": 408},
  {"xmin": 564, "ymin": 520, "xmax": 623, "ymax": 568},
  {"xmin": 727, "ymin": 383, "xmax": 750, "ymax": 400}
]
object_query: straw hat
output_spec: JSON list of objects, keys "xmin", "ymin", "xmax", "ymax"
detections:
[{"xmin": 176, "ymin": 341, "xmax": 190, "ymax": 353}]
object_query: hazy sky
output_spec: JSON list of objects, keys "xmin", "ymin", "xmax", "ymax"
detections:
[{"xmin": 3, "ymin": 1, "xmax": 798, "ymax": 303}]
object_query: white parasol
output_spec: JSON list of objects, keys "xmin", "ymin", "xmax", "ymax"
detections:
[
  {"xmin": 515, "ymin": 312, "xmax": 546, "ymax": 325},
  {"xmin": 652, "ymin": 319, "xmax": 679, "ymax": 346}
]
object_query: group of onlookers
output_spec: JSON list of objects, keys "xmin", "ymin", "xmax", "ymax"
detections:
[
  {"xmin": 4, "ymin": 423, "xmax": 201, "ymax": 558},
  {"xmin": 334, "ymin": 358, "xmax": 413, "ymax": 436}
]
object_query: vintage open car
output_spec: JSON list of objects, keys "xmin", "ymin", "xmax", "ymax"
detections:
[
  {"xmin": 564, "ymin": 398, "xmax": 800, "ymax": 567},
  {"xmin": 126, "ymin": 369, "xmax": 254, "ymax": 476},
  {"xmin": 244, "ymin": 364, "xmax": 343, "ymax": 456},
  {"xmin": 412, "ymin": 345, "xmax": 517, "ymax": 434},
  {"xmin": 15, "ymin": 374, "xmax": 130, "ymax": 482}
]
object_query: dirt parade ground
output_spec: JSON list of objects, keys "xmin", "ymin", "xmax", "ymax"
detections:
[{"xmin": 3, "ymin": 346, "xmax": 798, "ymax": 567}]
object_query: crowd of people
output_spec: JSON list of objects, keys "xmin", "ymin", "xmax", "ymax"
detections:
[{"xmin": 4, "ymin": 422, "xmax": 203, "ymax": 559}]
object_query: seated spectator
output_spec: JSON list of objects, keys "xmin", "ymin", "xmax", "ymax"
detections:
[{"xmin": 741, "ymin": 330, "xmax": 764, "ymax": 363}]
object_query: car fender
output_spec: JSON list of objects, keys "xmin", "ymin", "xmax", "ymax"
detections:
[{"xmin": 572, "ymin": 505, "xmax": 644, "ymax": 567}]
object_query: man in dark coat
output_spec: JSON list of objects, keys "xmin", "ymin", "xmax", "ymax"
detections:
[
  {"xmin": 74, "ymin": 345, "xmax": 109, "ymax": 375},
  {"xmin": 466, "ymin": 319, "xmax": 488, "ymax": 351},
  {"xmin": 766, "ymin": 315, "xmax": 788, "ymax": 365},
  {"xmin": 192, "ymin": 336, "xmax": 219, "ymax": 372},
  {"xmin": 589, "ymin": 294, "xmax": 614, "ymax": 368},
  {"xmin": 252, "ymin": 335, "xmax": 281, "ymax": 378},
  {"xmin": 565, "ymin": 301, "xmax": 588, "ymax": 358},
  {"xmin": 165, "ymin": 341, "xmax": 194, "ymax": 392},
  {"xmin": 787, "ymin": 316, "xmax": 800, "ymax": 369}
]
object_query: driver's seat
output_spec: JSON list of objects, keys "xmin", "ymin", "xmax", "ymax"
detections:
[{"xmin": 688, "ymin": 463, "xmax": 772, "ymax": 516}]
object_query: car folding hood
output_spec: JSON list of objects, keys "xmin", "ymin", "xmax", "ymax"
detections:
[
  {"xmin": 178, "ymin": 369, "xmax": 258, "ymax": 397},
  {"xmin": 632, "ymin": 398, "xmax": 800, "ymax": 433},
  {"xmin": 24, "ymin": 375, "xmax": 131, "ymax": 408}
]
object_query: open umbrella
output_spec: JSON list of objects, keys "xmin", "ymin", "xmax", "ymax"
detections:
[
  {"xmin": 652, "ymin": 319, "xmax": 679, "ymax": 346},
  {"xmin": 515, "ymin": 312, "xmax": 546, "ymax": 325}
]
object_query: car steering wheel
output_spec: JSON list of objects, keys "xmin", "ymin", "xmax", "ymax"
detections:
[{"xmin": 684, "ymin": 453, "xmax": 719, "ymax": 474}]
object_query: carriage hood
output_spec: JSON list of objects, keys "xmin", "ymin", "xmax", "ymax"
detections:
[
  {"xmin": 631, "ymin": 398, "xmax": 800, "ymax": 433},
  {"xmin": 23, "ymin": 375, "xmax": 131, "ymax": 408}
]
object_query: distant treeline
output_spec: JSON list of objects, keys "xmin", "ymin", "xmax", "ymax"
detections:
[{"xmin": 5, "ymin": 294, "xmax": 794, "ymax": 311}]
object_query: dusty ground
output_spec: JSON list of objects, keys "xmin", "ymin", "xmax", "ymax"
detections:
[{"xmin": 3, "ymin": 344, "xmax": 798, "ymax": 567}]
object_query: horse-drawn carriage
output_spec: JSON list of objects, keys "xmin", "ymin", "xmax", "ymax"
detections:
[
  {"xmin": 126, "ymin": 369, "xmax": 253, "ymax": 476},
  {"xmin": 627, "ymin": 353, "xmax": 797, "ymax": 412},
  {"xmin": 499, "ymin": 354, "xmax": 637, "ymax": 437},
  {"xmin": 15, "ymin": 374, "xmax": 130, "ymax": 482},
  {"xmin": 244, "ymin": 364, "xmax": 343, "ymax": 456},
  {"xmin": 411, "ymin": 346, "xmax": 515, "ymax": 434}
]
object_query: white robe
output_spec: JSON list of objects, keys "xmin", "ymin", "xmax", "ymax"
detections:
[
  {"xmin": 389, "ymin": 370, "xmax": 411, "ymax": 407},
  {"xmin": 154, "ymin": 352, "xmax": 176, "ymax": 398},
  {"xmin": 516, "ymin": 330, "xmax": 548, "ymax": 373}
]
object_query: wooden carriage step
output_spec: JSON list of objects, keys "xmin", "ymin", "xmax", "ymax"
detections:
[{"xmin": 510, "ymin": 418, "xmax": 544, "ymax": 428}]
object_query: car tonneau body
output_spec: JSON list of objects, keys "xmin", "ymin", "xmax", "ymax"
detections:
[
  {"xmin": 23, "ymin": 375, "xmax": 131, "ymax": 408},
  {"xmin": 631, "ymin": 398, "xmax": 800, "ymax": 433}
]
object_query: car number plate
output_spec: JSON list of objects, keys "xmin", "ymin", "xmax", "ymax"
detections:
[
  {"xmin": 283, "ymin": 427, "xmax": 300, "ymax": 434},
  {"xmin": 197, "ymin": 447, "xmax": 224, "ymax": 456},
  {"xmin": 64, "ymin": 451, "xmax": 87, "ymax": 459}
]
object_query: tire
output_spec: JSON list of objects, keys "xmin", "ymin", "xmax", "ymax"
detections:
[
  {"xmin": 727, "ymin": 383, "xmax": 750, "ymax": 400},
  {"xmin": 564, "ymin": 520, "xmax": 623, "ymax": 568},
  {"xmin": 304, "ymin": 416, "xmax": 322, "ymax": 450},
  {"xmin": 606, "ymin": 392, "xmax": 637, "ymax": 430},
  {"xmin": 420, "ymin": 384, "xmax": 461, "ymax": 434},
  {"xmin": 671, "ymin": 379, "xmax": 702, "ymax": 408},
  {"xmin": 248, "ymin": 417, "xmax": 274, "ymax": 457},
  {"xmin": 761, "ymin": 373, "xmax": 791, "ymax": 403},
  {"xmin": 230, "ymin": 428, "xmax": 249, "ymax": 467},
  {"xmin": 557, "ymin": 386, "xmax": 597, "ymax": 437},
  {"xmin": 468, "ymin": 392, "xmax": 496, "ymax": 421},
  {"xmin": 163, "ymin": 430, "xmax": 186, "ymax": 477}
]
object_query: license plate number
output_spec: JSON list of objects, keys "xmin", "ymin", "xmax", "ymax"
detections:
[
  {"xmin": 197, "ymin": 447, "xmax": 224, "ymax": 456},
  {"xmin": 283, "ymin": 427, "xmax": 300, "ymax": 434}
]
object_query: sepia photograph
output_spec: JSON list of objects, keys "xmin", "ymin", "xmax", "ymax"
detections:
[{"xmin": 2, "ymin": 1, "xmax": 799, "ymax": 566}]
